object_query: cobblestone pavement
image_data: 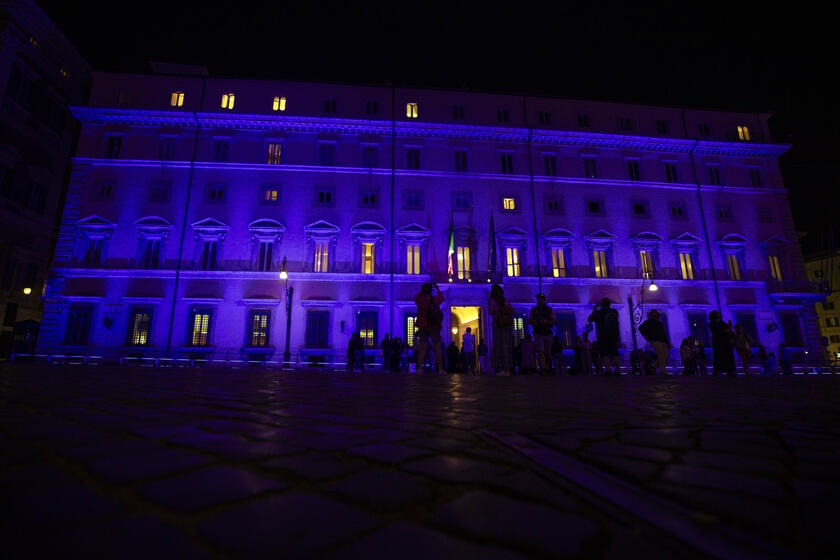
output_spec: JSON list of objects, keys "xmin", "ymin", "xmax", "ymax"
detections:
[{"xmin": 2, "ymin": 364, "xmax": 839, "ymax": 558}]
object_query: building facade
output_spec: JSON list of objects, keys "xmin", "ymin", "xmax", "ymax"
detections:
[
  {"xmin": 0, "ymin": 0, "xmax": 89, "ymax": 357},
  {"xmin": 36, "ymin": 68, "xmax": 824, "ymax": 367},
  {"xmin": 803, "ymin": 252, "xmax": 838, "ymax": 360}
]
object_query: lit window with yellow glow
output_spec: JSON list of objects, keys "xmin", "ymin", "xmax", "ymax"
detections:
[
  {"xmin": 640, "ymin": 251, "xmax": 654, "ymax": 279},
  {"xmin": 727, "ymin": 253, "xmax": 741, "ymax": 280},
  {"xmin": 130, "ymin": 311, "xmax": 151, "ymax": 346},
  {"xmin": 503, "ymin": 197, "xmax": 516, "ymax": 211},
  {"xmin": 506, "ymin": 247, "xmax": 520, "ymax": 277},
  {"xmin": 407, "ymin": 245, "xmax": 421, "ymax": 274},
  {"xmin": 190, "ymin": 311, "xmax": 210, "ymax": 346},
  {"xmin": 267, "ymin": 142, "xmax": 282, "ymax": 164},
  {"xmin": 551, "ymin": 248, "xmax": 566, "ymax": 278},
  {"xmin": 457, "ymin": 246, "xmax": 470, "ymax": 279},
  {"xmin": 314, "ymin": 242, "xmax": 329, "ymax": 272},
  {"xmin": 406, "ymin": 102, "xmax": 419, "ymax": 118},
  {"xmin": 59, "ymin": 68, "xmax": 68, "ymax": 78},
  {"xmin": 737, "ymin": 125, "xmax": 750, "ymax": 141},
  {"xmin": 768, "ymin": 255, "xmax": 782, "ymax": 281},
  {"xmin": 273, "ymin": 96, "xmax": 286, "ymax": 111},
  {"xmin": 29, "ymin": 36, "xmax": 38, "ymax": 46},
  {"xmin": 170, "ymin": 91, "xmax": 184, "ymax": 107},
  {"xmin": 362, "ymin": 243, "xmax": 375, "ymax": 274},
  {"xmin": 679, "ymin": 252, "xmax": 694, "ymax": 280},
  {"xmin": 593, "ymin": 250, "xmax": 608, "ymax": 278},
  {"xmin": 221, "ymin": 93, "xmax": 235, "ymax": 110},
  {"xmin": 249, "ymin": 312, "xmax": 269, "ymax": 347}
]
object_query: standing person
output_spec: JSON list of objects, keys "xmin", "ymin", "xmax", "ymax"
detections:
[
  {"xmin": 477, "ymin": 338, "xmax": 488, "ymax": 374},
  {"xmin": 588, "ymin": 298, "xmax": 621, "ymax": 375},
  {"xmin": 414, "ymin": 282, "xmax": 445, "ymax": 374},
  {"xmin": 446, "ymin": 341, "xmax": 460, "ymax": 374},
  {"xmin": 520, "ymin": 334, "xmax": 537, "ymax": 374},
  {"xmin": 380, "ymin": 333, "xmax": 391, "ymax": 373},
  {"xmin": 680, "ymin": 338, "xmax": 694, "ymax": 376},
  {"xmin": 528, "ymin": 293, "xmax": 557, "ymax": 375},
  {"xmin": 346, "ymin": 333, "xmax": 357, "ymax": 372},
  {"xmin": 709, "ymin": 311, "xmax": 736, "ymax": 376},
  {"xmin": 551, "ymin": 335, "xmax": 564, "ymax": 375},
  {"xmin": 766, "ymin": 351, "xmax": 778, "ymax": 375},
  {"xmin": 488, "ymin": 284, "xmax": 514, "ymax": 376},
  {"xmin": 639, "ymin": 310, "xmax": 670, "ymax": 375},
  {"xmin": 758, "ymin": 345, "xmax": 769, "ymax": 375},
  {"xmin": 778, "ymin": 343, "xmax": 792, "ymax": 375},
  {"xmin": 390, "ymin": 337, "xmax": 403, "ymax": 373},
  {"xmin": 462, "ymin": 327, "xmax": 476, "ymax": 375},
  {"xmin": 693, "ymin": 337, "xmax": 706, "ymax": 376},
  {"xmin": 352, "ymin": 332, "xmax": 365, "ymax": 372},
  {"xmin": 734, "ymin": 324, "xmax": 753, "ymax": 375},
  {"xmin": 591, "ymin": 340, "xmax": 602, "ymax": 375},
  {"xmin": 578, "ymin": 331, "xmax": 593, "ymax": 375}
]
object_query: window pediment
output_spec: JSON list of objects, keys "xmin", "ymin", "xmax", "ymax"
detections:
[
  {"xmin": 759, "ymin": 235, "xmax": 790, "ymax": 247},
  {"xmin": 497, "ymin": 226, "xmax": 527, "ymax": 246},
  {"xmin": 191, "ymin": 217, "xmax": 230, "ymax": 240},
  {"xmin": 584, "ymin": 229, "xmax": 615, "ymax": 250},
  {"xmin": 717, "ymin": 233, "xmax": 748, "ymax": 248},
  {"xmin": 396, "ymin": 223, "xmax": 430, "ymax": 248},
  {"xmin": 631, "ymin": 231, "xmax": 663, "ymax": 251},
  {"xmin": 249, "ymin": 218, "xmax": 285, "ymax": 241},
  {"xmin": 542, "ymin": 228, "xmax": 574, "ymax": 249},
  {"xmin": 77, "ymin": 215, "xmax": 116, "ymax": 238},
  {"xmin": 305, "ymin": 220, "xmax": 340, "ymax": 233},
  {"xmin": 135, "ymin": 216, "xmax": 172, "ymax": 240},
  {"xmin": 671, "ymin": 232, "xmax": 703, "ymax": 246}
]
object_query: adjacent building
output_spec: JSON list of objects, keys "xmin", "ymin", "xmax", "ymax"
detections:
[
  {"xmin": 804, "ymin": 251, "xmax": 838, "ymax": 360},
  {"xmin": 0, "ymin": 0, "xmax": 89, "ymax": 357},
  {"xmin": 36, "ymin": 67, "xmax": 824, "ymax": 367}
]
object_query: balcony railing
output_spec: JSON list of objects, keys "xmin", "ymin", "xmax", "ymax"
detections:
[{"xmin": 765, "ymin": 279, "xmax": 827, "ymax": 294}]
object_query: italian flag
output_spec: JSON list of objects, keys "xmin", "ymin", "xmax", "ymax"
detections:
[{"xmin": 447, "ymin": 210, "xmax": 455, "ymax": 277}]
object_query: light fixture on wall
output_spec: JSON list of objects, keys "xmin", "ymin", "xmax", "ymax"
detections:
[
  {"xmin": 451, "ymin": 326, "xmax": 459, "ymax": 335},
  {"xmin": 648, "ymin": 281, "xmax": 658, "ymax": 292},
  {"xmin": 22, "ymin": 287, "xmax": 31, "ymax": 295}
]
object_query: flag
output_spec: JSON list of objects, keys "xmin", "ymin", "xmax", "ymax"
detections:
[
  {"xmin": 488, "ymin": 208, "xmax": 497, "ymax": 275},
  {"xmin": 447, "ymin": 209, "xmax": 455, "ymax": 277}
]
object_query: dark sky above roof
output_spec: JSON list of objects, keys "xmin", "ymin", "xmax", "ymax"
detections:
[{"xmin": 36, "ymin": 0, "xmax": 837, "ymax": 253}]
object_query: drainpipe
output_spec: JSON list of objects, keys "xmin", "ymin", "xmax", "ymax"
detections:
[
  {"xmin": 165, "ymin": 77, "xmax": 206, "ymax": 355},
  {"xmin": 681, "ymin": 108, "xmax": 721, "ymax": 312},
  {"xmin": 522, "ymin": 95, "xmax": 542, "ymax": 293}
]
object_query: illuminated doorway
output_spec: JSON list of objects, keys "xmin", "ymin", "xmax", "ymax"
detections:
[{"xmin": 450, "ymin": 306, "xmax": 482, "ymax": 350}]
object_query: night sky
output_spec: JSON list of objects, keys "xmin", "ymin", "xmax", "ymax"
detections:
[{"xmin": 36, "ymin": 1, "xmax": 836, "ymax": 253}]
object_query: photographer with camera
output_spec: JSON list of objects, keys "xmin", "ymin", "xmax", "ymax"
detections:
[{"xmin": 414, "ymin": 282, "xmax": 446, "ymax": 374}]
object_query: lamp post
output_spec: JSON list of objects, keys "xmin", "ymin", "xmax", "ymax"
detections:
[
  {"xmin": 628, "ymin": 275, "xmax": 659, "ymax": 374},
  {"xmin": 280, "ymin": 256, "xmax": 293, "ymax": 367}
]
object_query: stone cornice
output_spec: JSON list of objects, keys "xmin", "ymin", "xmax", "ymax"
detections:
[{"xmin": 69, "ymin": 107, "xmax": 790, "ymax": 158}]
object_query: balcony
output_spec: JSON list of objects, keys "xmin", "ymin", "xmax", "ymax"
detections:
[{"xmin": 765, "ymin": 279, "xmax": 827, "ymax": 295}]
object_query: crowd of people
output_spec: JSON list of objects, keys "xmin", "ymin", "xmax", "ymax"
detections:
[{"xmin": 344, "ymin": 283, "xmax": 796, "ymax": 376}]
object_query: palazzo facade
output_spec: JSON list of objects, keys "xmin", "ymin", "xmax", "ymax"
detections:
[{"xmin": 36, "ymin": 68, "xmax": 824, "ymax": 366}]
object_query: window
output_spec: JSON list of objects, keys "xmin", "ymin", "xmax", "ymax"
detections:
[
  {"xmin": 453, "ymin": 192, "xmax": 472, "ymax": 211},
  {"xmin": 406, "ymin": 102, "xmax": 419, "ymax": 118},
  {"xmin": 266, "ymin": 142, "xmax": 282, "ymax": 164},
  {"xmin": 707, "ymin": 165, "xmax": 722, "ymax": 186},
  {"xmin": 65, "ymin": 305, "xmax": 93, "ymax": 345},
  {"xmin": 159, "ymin": 137, "xmax": 176, "ymax": 161},
  {"xmin": 454, "ymin": 150, "xmax": 468, "ymax": 172},
  {"xmin": 679, "ymin": 252, "xmax": 695, "ymax": 280},
  {"xmin": 555, "ymin": 313, "xmax": 576, "ymax": 347},
  {"xmin": 512, "ymin": 315, "xmax": 527, "ymax": 345},
  {"xmin": 827, "ymin": 317, "xmax": 840, "ymax": 328},
  {"xmin": 631, "ymin": 201, "xmax": 649, "ymax": 217},
  {"xmin": 406, "ymin": 147, "xmax": 421, "ymax": 170},
  {"xmin": 619, "ymin": 117, "xmax": 633, "ymax": 131},
  {"xmin": 128, "ymin": 309, "xmax": 152, "ymax": 346},
  {"xmin": 272, "ymin": 96, "xmax": 286, "ymax": 111},
  {"xmin": 248, "ymin": 311, "xmax": 270, "ymax": 347},
  {"xmin": 314, "ymin": 186, "xmax": 335, "ymax": 206},
  {"xmin": 737, "ymin": 125, "xmax": 750, "ymax": 141},
  {"xmin": 211, "ymin": 139, "xmax": 229, "ymax": 162},
  {"xmin": 261, "ymin": 186, "xmax": 280, "ymax": 204},
  {"xmin": 205, "ymin": 184, "xmax": 227, "ymax": 204},
  {"xmin": 456, "ymin": 246, "xmax": 470, "ymax": 279},
  {"xmin": 823, "ymin": 301, "xmax": 835, "ymax": 311},
  {"xmin": 148, "ymin": 181, "xmax": 171, "ymax": 203},
  {"xmin": 170, "ymin": 91, "xmax": 184, "ymax": 107},
  {"xmin": 3, "ymin": 302, "xmax": 17, "ymax": 326},
  {"xmin": 545, "ymin": 197, "xmax": 563, "ymax": 215},
  {"xmin": 506, "ymin": 247, "xmax": 520, "ymax": 277},
  {"xmin": 639, "ymin": 250, "xmax": 655, "ymax": 278},
  {"xmin": 403, "ymin": 190, "xmax": 423, "ymax": 210},
  {"xmin": 365, "ymin": 101, "xmax": 378, "ymax": 115},
  {"xmin": 318, "ymin": 143, "xmax": 336, "ymax": 166},
  {"xmin": 305, "ymin": 310, "xmax": 330, "ymax": 348},
  {"xmin": 538, "ymin": 111, "xmax": 551, "ymax": 125},
  {"xmin": 780, "ymin": 313, "xmax": 803, "ymax": 347},
  {"xmin": 698, "ymin": 123, "xmax": 710, "ymax": 136},
  {"xmin": 656, "ymin": 119, "xmax": 669, "ymax": 133},
  {"xmin": 501, "ymin": 196, "xmax": 517, "ymax": 212},
  {"xmin": 831, "ymin": 335, "xmax": 840, "ymax": 343},
  {"xmin": 551, "ymin": 247, "xmax": 567, "ymax": 278},
  {"xmin": 716, "ymin": 206, "xmax": 732, "ymax": 221},
  {"xmin": 83, "ymin": 238, "xmax": 104, "ymax": 267},
  {"xmin": 314, "ymin": 242, "xmax": 329, "ymax": 272},
  {"xmin": 670, "ymin": 204, "xmax": 686, "ymax": 219},
  {"xmin": 362, "ymin": 145, "xmax": 378, "ymax": 168},
  {"xmin": 749, "ymin": 167, "xmax": 763, "ymax": 188},
  {"xmin": 577, "ymin": 114, "xmax": 589, "ymax": 127},
  {"xmin": 586, "ymin": 199, "xmax": 604, "ymax": 216},
  {"xmin": 452, "ymin": 105, "xmax": 465, "ymax": 119},
  {"xmin": 406, "ymin": 245, "xmax": 421, "ymax": 274},
  {"xmin": 688, "ymin": 313, "xmax": 709, "ymax": 347},
  {"xmin": 220, "ymin": 93, "xmax": 235, "ymax": 109},
  {"xmin": 726, "ymin": 252, "xmax": 742, "ymax": 280},
  {"xmin": 256, "ymin": 241, "xmax": 274, "ymax": 272},
  {"xmin": 500, "ymin": 153, "xmax": 514, "ymax": 174},
  {"xmin": 139, "ymin": 239, "xmax": 162, "ymax": 269},
  {"xmin": 544, "ymin": 155, "xmax": 557, "ymax": 176},
  {"xmin": 627, "ymin": 160, "xmax": 640, "ymax": 181},
  {"xmin": 95, "ymin": 183, "xmax": 113, "ymax": 201},
  {"xmin": 189, "ymin": 309, "xmax": 211, "ymax": 346},
  {"xmin": 361, "ymin": 243, "xmax": 375, "ymax": 274},
  {"xmin": 583, "ymin": 157, "xmax": 597, "ymax": 179},
  {"xmin": 359, "ymin": 187, "xmax": 379, "ymax": 208},
  {"xmin": 734, "ymin": 313, "xmax": 759, "ymax": 346},
  {"xmin": 404, "ymin": 313, "xmax": 418, "ymax": 347},
  {"xmin": 497, "ymin": 109, "xmax": 510, "ymax": 122},
  {"xmin": 357, "ymin": 311, "xmax": 378, "ymax": 349},
  {"xmin": 324, "ymin": 99, "xmax": 337, "ymax": 113},
  {"xmin": 664, "ymin": 162, "xmax": 679, "ymax": 183},
  {"xmin": 768, "ymin": 254, "xmax": 783, "ymax": 281},
  {"xmin": 104, "ymin": 136, "xmax": 122, "ymax": 159},
  {"xmin": 593, "ymin": 250, "xmax": 608, "ymax": 278},
  {"xmin": 198, "ymin": 240, "xmax": 219, "ymax": 271},
  {"xmin": 757, "ymin": 206, "xmax": 773, "ymax": 223}
]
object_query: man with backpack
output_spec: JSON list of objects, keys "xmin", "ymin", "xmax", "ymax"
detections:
[
  {"xmin": 588, "ymin": 298, "xmax": 621, "ymax": 375},
  {"xmin": 528, "ymin": 293, "xmax": 556, "ymax": 375},
  {"xmin": 414, "ymin": 282, "xmax": 445, "ymax": 374}
]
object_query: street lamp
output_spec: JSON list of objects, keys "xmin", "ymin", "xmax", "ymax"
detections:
[
  {"xmin": 628, "ymin": 274, "xmax": 661, "ymax": 373},
  {"xmin": 280, "ymin": 256, "xmax": 294, "ymax": 367}
]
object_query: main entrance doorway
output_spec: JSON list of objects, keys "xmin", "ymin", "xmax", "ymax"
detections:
[{"xmin": 450, "ymin": 306, "xmax": 482, "ymax": 350}]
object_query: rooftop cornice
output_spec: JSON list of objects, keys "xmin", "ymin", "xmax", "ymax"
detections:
[{"xmin": 69, "ymin": 107, "xmax": 790, "ymax": 157}]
